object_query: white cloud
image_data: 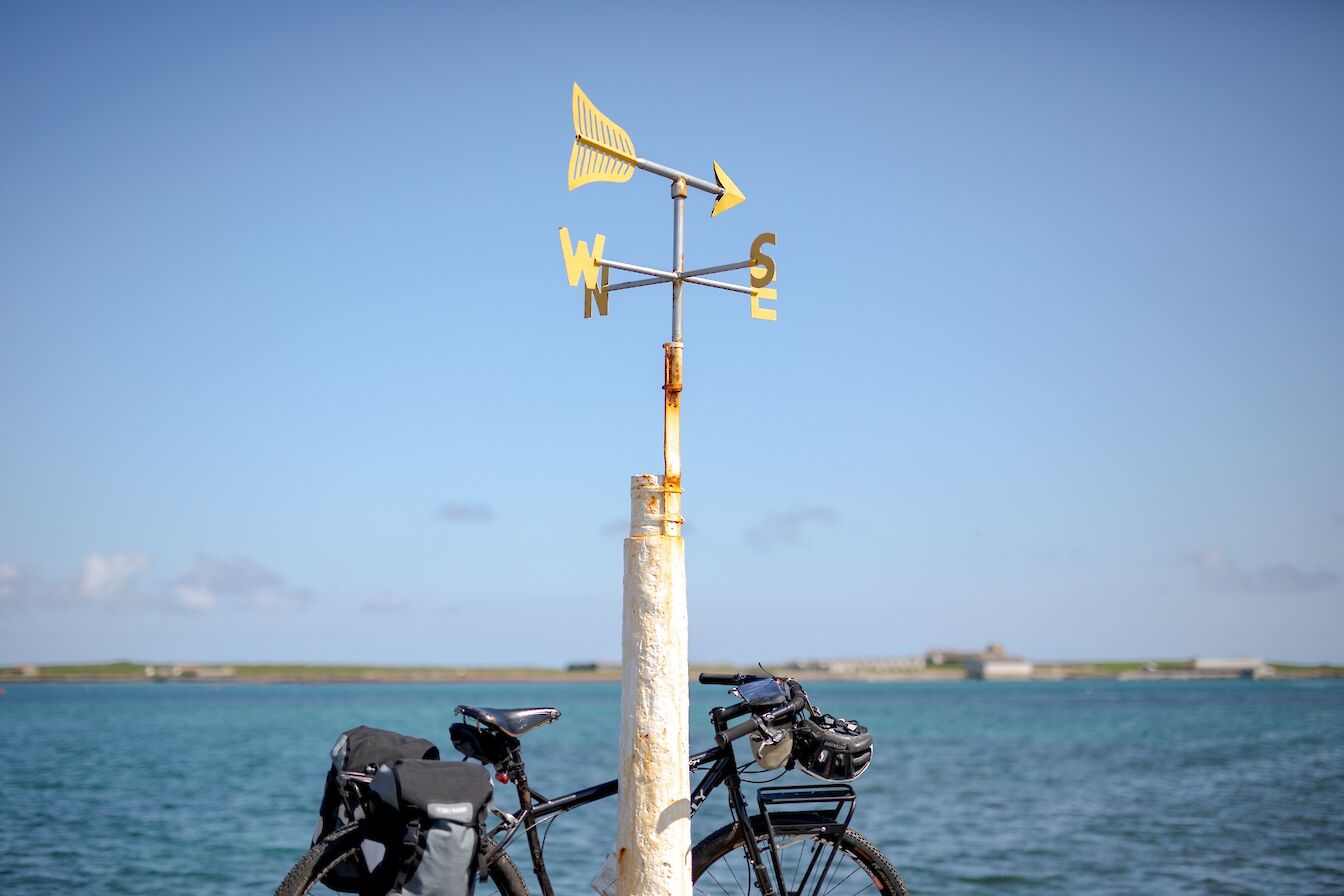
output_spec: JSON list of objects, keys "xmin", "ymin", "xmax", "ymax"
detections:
[
  {"xmin": 1189, "ymin": 549, "xmax": 1339, "ymax": 595},
  {"xmin": 78, "ymin": 552, "xmax": 151, "ymax": 600},
  {"xmin": 744, "ymin": 507, "xmax": 839, "ymax": 552},
  {"xmin": 169, "ymin": 555, "xmax": 310, "ymax": 612},
  {"xmin": 0, "ymin": 552, "xmax": 312, "ymax": 614},
  {"xmin": 0, "ymin": 553, "xmax": 150, "ymax": 608},
  {"xmin": 172, "ymin": 584, "xmax": 218, "ymax": 611}
]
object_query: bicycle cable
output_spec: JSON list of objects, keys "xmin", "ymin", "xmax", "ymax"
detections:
[
  {"xmin": 539, "ymin": 812, "xmax": 559, "ymax": 854},
  {"xmin": 736, "ymin": 760, "xmax": 790, "ymax": 785}
]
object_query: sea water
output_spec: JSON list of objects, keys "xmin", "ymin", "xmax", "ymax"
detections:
[{"xmin": 1, "ymin": 679, "xmax": 1341, "ymax": 895}]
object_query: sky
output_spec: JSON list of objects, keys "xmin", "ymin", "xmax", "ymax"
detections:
[{"xmin": 1, "ymin": 1, "xmax": 1341, "ymax": 666}]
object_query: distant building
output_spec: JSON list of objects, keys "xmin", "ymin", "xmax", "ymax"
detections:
[
  {"xmin": 925, "ymin": 648, "xmax": 982, "ymax": 666},
  {"xmin": 928, "ymin": 643, "xmax": 1014, "ymax": 670},
  {"xmin": 1192, "ymin": 657, "xmax": 1273, "ymax": 679},
  {"xmin": 1118, "ymin": 657, "xmax": 1276, "ymax": 681},
  {"xmin": 965, "ymin": 658, "xmax": 1035, "ymax": 680},
  {"xmin": 793, "ymin": 656, "xmax": 926, "ymax": 675},
  {"xmin": 566, "ymin": 661, "xmax": 619, "ymax": 673},
  {"xmin": 168, "ymin": 664, "xmax": 236, "ymax": 679}
]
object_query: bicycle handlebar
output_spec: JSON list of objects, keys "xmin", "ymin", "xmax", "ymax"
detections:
[
  {"xmin": 714, "ymin": 679, "xmax": 809, "ymax": 746},
  {"xmin": 698, "ymin": 672, "xmax": 761, "ymax": 685},
  {"xmin": 717, "ymin": 716, "xmax": 761, "ymax": 745},
  {"xmin": 766, "ymin": 686, "xmax": 808, "ymax": 724}
]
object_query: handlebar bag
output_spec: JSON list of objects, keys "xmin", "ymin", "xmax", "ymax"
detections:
[
  {"xmin": 371, "ymin": 759, "xmax": 494, "ymax": 896},
  {"xmin": 313, "ymin": 727, "xmax": 441, "ymax": 892}
]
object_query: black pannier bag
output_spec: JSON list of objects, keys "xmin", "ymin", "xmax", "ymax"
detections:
[
  {"xmin": 370, "ymin": 759, "xmax": 494, "ymax": 896},
  {"xmin": 313, "ymin": 727, "xmax": 441, "ymax": 892}
]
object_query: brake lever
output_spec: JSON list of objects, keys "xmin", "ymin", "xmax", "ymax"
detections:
[{"xmin": 756, "ymin": 720, "xmax": 787, "ymax": 745}]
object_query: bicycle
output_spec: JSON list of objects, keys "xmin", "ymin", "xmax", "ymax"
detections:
[{"xmin": 275, "ymin": 672, "xmax": 908, "ymax": 896}]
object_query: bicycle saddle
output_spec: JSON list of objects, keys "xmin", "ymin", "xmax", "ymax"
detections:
[{"xmin": 454, "ymin": 705, "xmax": 561, "ymax": 738}]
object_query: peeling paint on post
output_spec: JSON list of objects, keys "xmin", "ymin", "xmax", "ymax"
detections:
[
  {"xmin": 619, "ymin": 474, "xmax": 690, "ymax": 896},
  {"xmin": 662, "ymin": 341, "xmax": 683, "ymax": 538}
]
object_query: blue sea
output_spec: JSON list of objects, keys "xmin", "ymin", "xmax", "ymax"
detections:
[{"xmin": 2, "ymin": 680, "xmax": 1342, "ymax": 895}]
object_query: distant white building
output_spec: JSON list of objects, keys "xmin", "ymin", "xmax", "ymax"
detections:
[
  {"xmin": 793, "ymin": 656, "xmax": 926, "ymax": 674},
  {"xmin": 965, "ymin": 658, "xmax": 1035, "ymax": 680},
  {"xmin": 1193, "ymin": 657, "xmax": 1273, "ymax": 678},
  {"xmin": 169, "ymin": 664, "xmax": 236, "ymax": 679}
]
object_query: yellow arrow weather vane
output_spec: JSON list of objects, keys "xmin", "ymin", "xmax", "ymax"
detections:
[
  {"xmin": 568, "ymin": 83, "xmax": 746, "ymax": 218},
  {"xmin": 560, "ymin": 83, "xmax": 774, "ymax": 323}
]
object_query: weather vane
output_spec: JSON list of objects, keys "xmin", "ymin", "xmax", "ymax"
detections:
[
  {"xmin": 557, "ymin": 82, "xmax": 780, "ymax": 896},
  {"xmin": 560, "ymin": 84, "xmax": 777, "ymax": 325}
]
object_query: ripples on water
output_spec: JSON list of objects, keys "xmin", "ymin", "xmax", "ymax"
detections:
[{"xmin": 2, "ymin": 680, "xmax": 1341, "ymax": 895}]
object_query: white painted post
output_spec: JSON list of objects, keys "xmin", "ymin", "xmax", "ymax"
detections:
[
  {"xmin": 562, "ymin": 83, "xmax": 765, "ymax": 896},
  {"xmin": 617, "ymin": 473, "xmax": 690, "ymax": 896}
]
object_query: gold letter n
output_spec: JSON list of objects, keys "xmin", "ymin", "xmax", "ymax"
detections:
[{"xmin": 584, "ymin": 264, "xmax": 611, "ymax": 318}]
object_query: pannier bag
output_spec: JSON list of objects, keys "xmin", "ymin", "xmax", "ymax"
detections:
[
  {"xmin": 313, "ymin": 727, "xmax": 441, "ymax": 892},
  {"xmin": 371, "ymin": 759, "xmax": 494, "ymax": 896}
]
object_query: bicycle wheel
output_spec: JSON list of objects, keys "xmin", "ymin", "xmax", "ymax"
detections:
[
  {"xmin": 692, "ymin": 816, "xmax": 907, "ymax": 896},
  {"xmin": 273, "ymin": 823, "xmax": 529, "ymax": 896}
]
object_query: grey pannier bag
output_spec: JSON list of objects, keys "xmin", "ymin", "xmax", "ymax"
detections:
[
  {"xmin": 314, "ymin": 727, "xmax": 441, "ymax": 892},
  {"xmin": 371, "ymin": 759, "xmax": 494, "ymax": 896}
]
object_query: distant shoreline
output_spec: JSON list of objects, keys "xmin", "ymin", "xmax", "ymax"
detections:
[{"xmin": 4, "ymin": 660, "xmax": 1341, "ymax": 684}]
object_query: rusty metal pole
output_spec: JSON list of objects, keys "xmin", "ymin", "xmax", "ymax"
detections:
[
  {"xmin": 665, "ymin": 177, "xmax": 686, "ymax": 535},
  {"xmin": 615, "ymin": 178, "xmax": 691, "ymax": 896}
]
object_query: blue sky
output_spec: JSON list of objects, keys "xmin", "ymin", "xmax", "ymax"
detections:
[{"xmin": 2, "ymin": 1, "xmax": 1341, "ymax": 665}]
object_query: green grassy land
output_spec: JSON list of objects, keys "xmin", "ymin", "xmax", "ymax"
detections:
[
  {"xmin": 1055, "ymin": 660, "xmax": 1189, "ymax": 675},
  {"xmin": 0, "ymin": 661, "xmax": 614, "ymax": 682},
  {"xmin": 4, "ymin": 659, "xmax": 1342, "ymax": 682},
  {"xmin": 1267, "ymin": 663, "xmax": 1344, "ymax": 678},
  {"xmin": 14, "ymin": 661, "xmax": 150, "ymax": 678}
]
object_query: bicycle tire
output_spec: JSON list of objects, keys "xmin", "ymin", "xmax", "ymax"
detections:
[
  {"xmin": 273, "ymin": 822, "xmax": 529, "ymax": 896},
  {"xmin": 691, "ymin": 815, "xmax": 907, "ymax": 896}
]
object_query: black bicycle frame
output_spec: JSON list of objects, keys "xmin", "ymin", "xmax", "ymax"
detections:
[{"xmin": 483, "ymin": 733, "xmax": 782, "ymax": 896}]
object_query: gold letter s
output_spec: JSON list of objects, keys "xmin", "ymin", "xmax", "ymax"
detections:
[{"xmin": 749, "ymin": 232, "xmax": 776, "ymax": 288}]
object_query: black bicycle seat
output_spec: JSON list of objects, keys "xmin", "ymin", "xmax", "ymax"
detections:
[{"xmin": 454, "ymin": 705, "xmax": 561, "ymax": 737}]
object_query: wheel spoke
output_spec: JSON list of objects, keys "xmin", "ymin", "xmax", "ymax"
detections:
[
  {"xmin": 818, "ymin": 862, "xmax": 863, "ymax": 896},
  {"xmin": 693, "ymin": 825, "xmax": 903, "ymax": 896},
  {"xmin": 787, "ymin": 838, "xmax": 806, "ymax": 889},
  {"xmin": 723, "ymin": 846, "xmax": 748, "ymax": 896},
  {"xmin": 278, "ymin": 826, "xmax": 526, "ymax": 896},
  {"xmin": 700, "ymin": 866, "xmax": 740, "ymax": 896}
]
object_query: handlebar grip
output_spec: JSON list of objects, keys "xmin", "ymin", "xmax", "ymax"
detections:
[
  {"xmin": 763, "ymin": 693, "xmax": 807, "ymax": 724},
  {"xmin": 698, "ymin": 672, "xmax": 752, "ymax": 685},
  {"xmin": 716, "ymin": 716, "xmax": 760, "ymax": 746},
  {"xmin": 714, "ymin": 701, "xmax": 753, "ymax": 725}
]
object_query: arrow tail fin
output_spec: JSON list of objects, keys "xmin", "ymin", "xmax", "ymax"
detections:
[{"xmin": 569, "ymin": 84, "xmax": 636, "ymax": 190}]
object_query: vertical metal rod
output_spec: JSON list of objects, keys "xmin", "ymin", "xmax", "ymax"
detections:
[
  {"xmin": 671, "ymin": 179, "xmax": 686, "ymax": 342},
  {"xmin": 664, "ymin": 178, "xmax": 686, "ymax": 538}
]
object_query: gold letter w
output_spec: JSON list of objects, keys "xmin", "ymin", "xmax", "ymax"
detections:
[{"xmin": 558, "ymin": 227, "xmax": 610, "ymax": 318}]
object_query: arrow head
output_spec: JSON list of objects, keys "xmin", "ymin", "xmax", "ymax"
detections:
[{"xmin": 710, "ymin": 162, "xmax": 746, "ymax": 217}]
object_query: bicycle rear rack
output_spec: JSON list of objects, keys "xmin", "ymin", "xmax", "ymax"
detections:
[{"xmin": 756, "ymin": 785, "xmax": 857, "ymax": 896}]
